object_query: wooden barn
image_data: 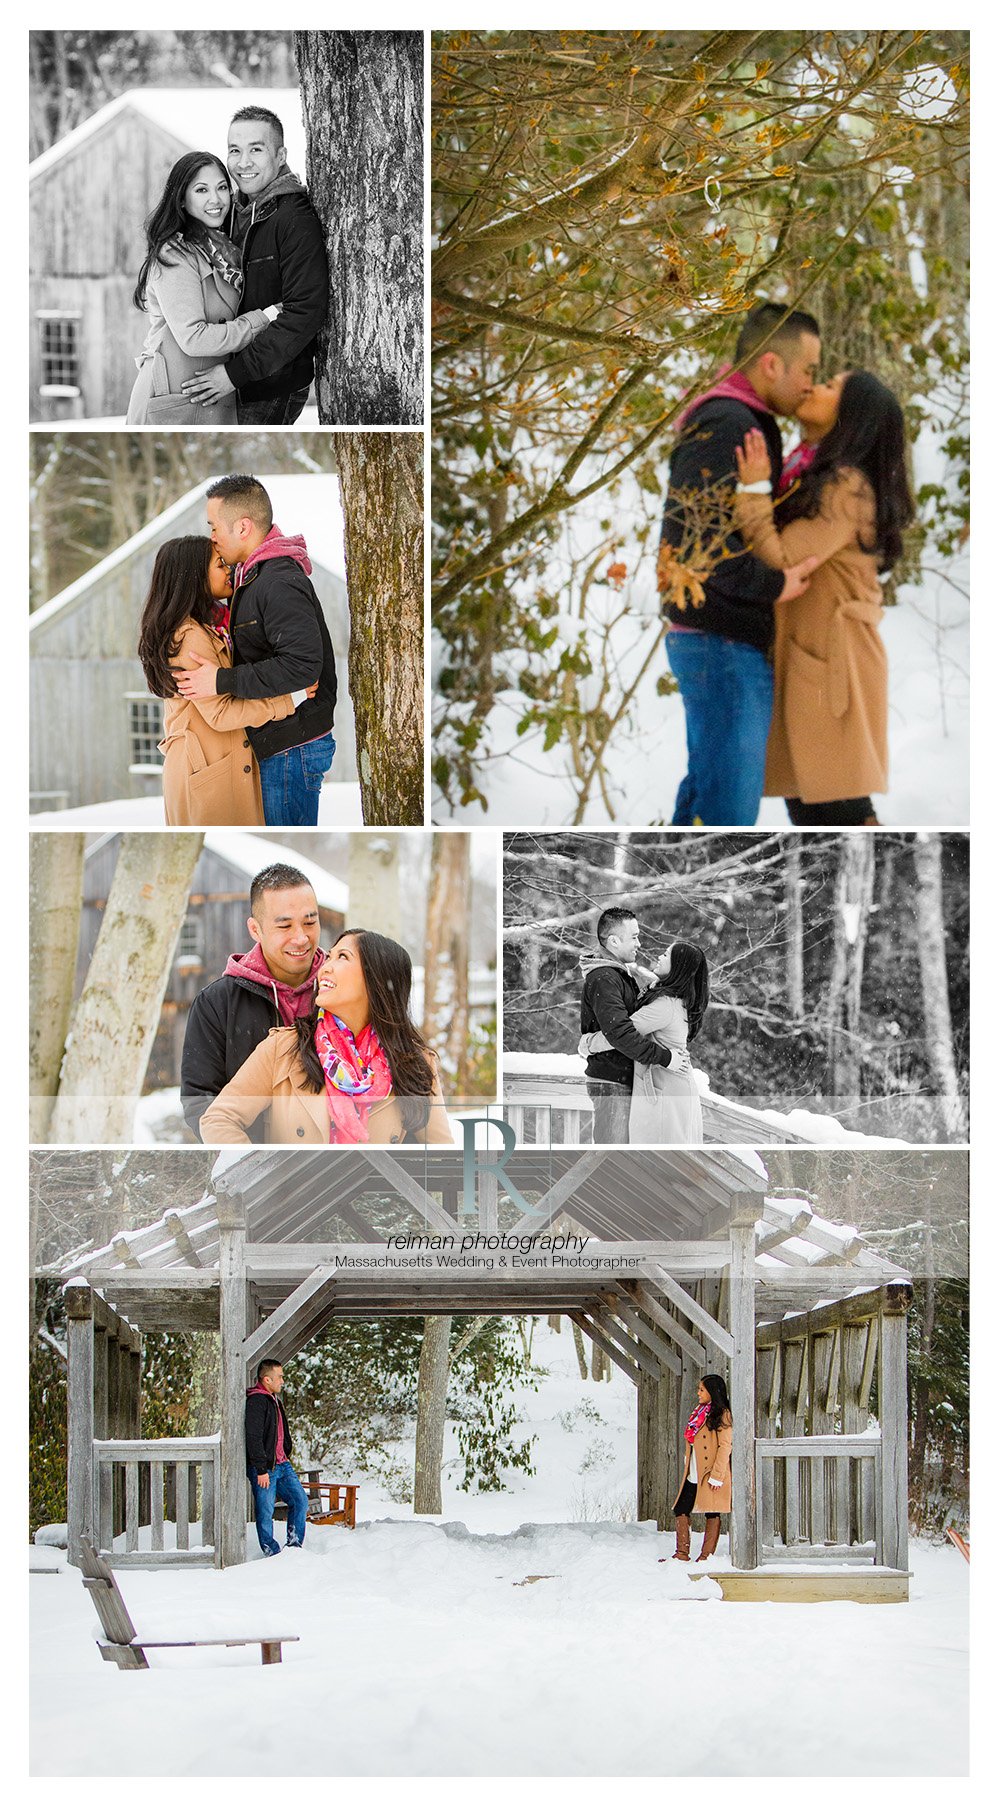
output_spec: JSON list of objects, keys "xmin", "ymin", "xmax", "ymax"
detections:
[
  {"xmin": 79, "ymin": 833, "xmax": 348, "ymax": 1090},
  {"xmin": 29, "ymin": 87, "xmax": 305, "ymax": 422},
  {"xmin": 29, "ymin": 473, "xmax": 357, "ymax": 812},
  {"xmin": 58, "ymin": 1147, "xmax": 915, "ymax": 1599}
]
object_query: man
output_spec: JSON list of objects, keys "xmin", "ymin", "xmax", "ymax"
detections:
[
  {"xmin": 245, "ymin": 1360, "xmax": 308, "ymax": 1556},
  {"xmin": 176, "ymin": 474, "xmax": 338, "ymax": 825},
  {"xmin": 181, "ymin": 105, "xmax": 328, "ymax": 425},
  {"xmin": 181, "ymin": 862, "xmax": 324, "ymax": 1139},
  {"xmin": 659, "ymin": 301, "xmax": 822, "ymax": 827},
  {"xmin": 580, "ymin": 906, "xmax": 690, "ymax": 1145}
]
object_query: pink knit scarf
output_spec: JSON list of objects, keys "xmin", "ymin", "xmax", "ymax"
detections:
[{"xmin": 684, "ymin": 1402, "xmax": 712, "ymax": 1443}]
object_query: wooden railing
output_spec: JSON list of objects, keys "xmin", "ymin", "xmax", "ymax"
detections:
[
  {"xmin": 92, "ymin": 1436, "xmax": 221, "ymax": 1568},
  {"xmin": 756, "ymin": 1435, "xmax": 882, "ymax": 1561},
  {"xmin": 503, "ymin": 1073, "xmax": 812, "ymax": 1146}
]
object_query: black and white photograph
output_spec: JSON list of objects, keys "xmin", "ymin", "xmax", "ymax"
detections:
[
  {"xmin": 502, "ymin": 830, "xmax": 968, "ymax": 1145},
  {"xmin": 30, "ymin": 29, "xmax": 422, "ymax": 426}
]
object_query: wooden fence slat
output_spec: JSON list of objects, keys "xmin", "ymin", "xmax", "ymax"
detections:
[
  {"xmin": 151, "ymin": 1461, "xmax": 164, "ymax": 1552},
  {"xmin": 175, "ymin": 1463, "xmax": 189, "ymax": 1551},
  {"xmin": 125, "ymin": 1463, "xmax": 139, "ymax": 1554}
]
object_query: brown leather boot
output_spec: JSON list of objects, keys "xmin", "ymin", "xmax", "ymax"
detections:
[
  {"xmin": 672, "ymin": 1514, "xmax": 691, "ymax": 1560},
  {"xmin": 696, "ymin": 1515, "xmax": 721, "ymax": 1562}
]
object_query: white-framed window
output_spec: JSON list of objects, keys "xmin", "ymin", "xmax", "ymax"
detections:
[
  {"xmin": 126, "ymin": 694, "xmax": 164, "ymax": 769},
  {"xmin": 176, "ymin": 916, "xmax": 204, "ymax": 963},
  {"xmin": 37, "ymin": 310, "xmax": 82, "ymax": 395}
]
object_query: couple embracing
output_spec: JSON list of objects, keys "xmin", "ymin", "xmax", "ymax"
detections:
[
  {"xmin": 138, "ymin": 473, "xmax": 336, "ymax": 828},
  {"xmin": 660, "ymin": 300, "xmax": 914, "ymax": 827},
  {"xmin": 127, "ymin": 103, "xmax": 326, "ymax": 426},
  {"xmin": 579, "ymin": 906, "xmax": 710, "ymax": 1146}
]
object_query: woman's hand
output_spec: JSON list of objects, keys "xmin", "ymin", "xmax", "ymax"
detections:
[{"xmin": 734, "ymin": 428, "xmax": 771, "ymax": 487}]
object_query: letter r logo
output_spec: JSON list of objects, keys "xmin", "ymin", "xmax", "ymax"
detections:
[{"xmin": 460, "ymin": 1118, "xmax": 543, "ymax": 1219}]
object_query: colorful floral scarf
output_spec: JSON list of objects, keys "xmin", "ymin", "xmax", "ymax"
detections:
[
  {"xmin": 314, "ymin": 1009, "xmax": 393, "ymax": 1144},
  {"xmin": 210, "ymin": 602, "xmax": 233, "ymax": 658},
  {"xmin": 184, "ymin": 222, "xmax": 244, "ymax": 292},
  {"xmin": 778, "ymin": 440, "xmax": 818, "ymax": 496},
  {"xmin": 684, "ymin": 1401, "xmax": 712, "ymax": 1443}
]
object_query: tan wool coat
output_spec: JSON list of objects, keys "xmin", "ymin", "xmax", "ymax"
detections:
[
  {"xmin": 127, "ymin": 239, "xmax": 272, "ymax": 426},
  {"xmin": 198, "ymin": 1025, "xmax": 455, "ymax": 1146},
  {"xmin": 673, "ymin": 1411, "xmax": 733, "ymax": 1515},
  {"xmin": 735, "ymin": 470, "xmax": 887, "ymax": 804},
  {"xmin": 160, "ymin": 620, "xmax": 294, "ymax": 826}
]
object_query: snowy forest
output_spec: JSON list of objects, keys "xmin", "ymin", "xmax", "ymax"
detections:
[
  {"xmin": 503, "ymin": 831, "xmax": 968, "ymax": 1139},
  {"xmin": 29, "ymin": 1146, "xmax": 967, "ymax": 1540},
  {"xmin": 30, "ymin": 830, "xmax": 496, "ymax": 1145},
  {"xmin": 430, "ymin": 30, "xmax": 969, "ymax": 823}
]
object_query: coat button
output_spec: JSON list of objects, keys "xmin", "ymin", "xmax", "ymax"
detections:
[
  {"xmin": 243, "ymin": 738, "xmax": 250, "ymax": 748},
  {"xmin": 296, "ymin": 1127, "xmax": 305, "ymax": 1137},
  {"xmin": 244, "ymin": 764, "xmax": 252, "ymax": 773}
]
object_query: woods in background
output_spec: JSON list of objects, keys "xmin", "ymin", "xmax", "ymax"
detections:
[{"xmin": 503, "ymin": 830, "xmax": 968, "ymax": 1137}]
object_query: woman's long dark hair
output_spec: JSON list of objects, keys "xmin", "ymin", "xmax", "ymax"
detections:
[
  {"xmin": 138, "ymin": 536, "xmax": 217, "ymax": 699},
  {"xmin": 294, "ymin": 928, "xmax": 438, "ymax": 1137},
  {"xmin": 647, "ymin": 941, "xmax": 710, "ymax": 1042},
  {"xmin": 133, "ymin": 152, "xmax": 232, "ymax": 310},
  {"xmin": 778, "ymin": 369, "xmax": 913, "ymax": 569},
  {"xmin": 700, "ymin": 1373, "xmax": 732, "ymax": 1432}
]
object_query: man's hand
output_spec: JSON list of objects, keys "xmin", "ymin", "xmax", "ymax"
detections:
[
  {"xmin": 256, "ymin": 1473, "xmax": 270, "ymax": 1489},
  {"xmin": 778, "ymin": 556, "xmax": 818, "ymax": 603},
  {"xmin": 306, "ymin": 681, "xmax": 319, "ymax": 698},
  {"xmin": 180, "ymin": 365, "xmax": 236, "ymax": 407},
  {"xmin": 176, "ymin": 651, "xmax": 219, "ymax": 699}
]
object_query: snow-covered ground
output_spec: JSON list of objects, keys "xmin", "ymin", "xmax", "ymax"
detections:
[
  {"xmin": 30, "ymin": 783, "xmax": 364, "ymax": 828},
  {"xmin": 30, "ymin": 1325, "xmax": 968, "ymax": 1776}
]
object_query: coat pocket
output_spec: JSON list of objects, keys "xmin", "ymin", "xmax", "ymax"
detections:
[{"xmin": 188, "ymin": 751, "xmax": 235, "ymax": 801}]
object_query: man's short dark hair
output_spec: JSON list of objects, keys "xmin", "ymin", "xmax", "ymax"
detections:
[
  {"xmin": 250, "ymin": 863, "xmax": 316, "ymax": 918},
  {"xmin": 230, "ymin": 105, "xmax": 285, "ymax": 150},
  {"xmin": 596, "ymin": 906, "xmax": 637, "ymax": 949},
  {"xmin": 735, "ymin": 302, "xmax": 821, "ymax": 367},
  {"xmin": 257, "ymin": 1358, "xmax": 282, "ymax": 1382},
  {"xmin": 206, "ymin": 474, "xmax": 273, "ymax": 533}
]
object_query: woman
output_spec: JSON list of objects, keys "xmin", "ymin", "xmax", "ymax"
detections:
[
  {"xmin": 734, "ymin": 368, "xmax": 914, "ymax": 825},
  {"xmin": 126, "ymin": 153, "xmax": 281, "ymax": 425},
  {"xmin": 671, "ymin": 1374, "xmax": 733, "ymax": 1563},
  {"xmin": 138, "ymin": 536, "xmax": 298, "ymax": 826},
  {"xmin": 580, "ymin": 942, "xmax": 708, "ymax": 1143},
  {"xmin": 199, "ymin": 929, "xmax": 454, "ymax": 1146}
]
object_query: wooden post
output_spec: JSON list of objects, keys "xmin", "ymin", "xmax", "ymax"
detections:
[
  {"xmin": 729, "ymin": 1202, "xmax": 758, "ymax": 1570},
  {"xmin": 65, "ymin": 1285, "xmax": 95, "ymax": 1568},
  {"xmin": 217, "ymin": 1185, "xmax": 248, "ymax": 1568},
  {"xmin": 878, "ymin": 1284, "xmax": 911, "ymax": 1571},
  {"xmin": 636, "ymin": 1368, "xmax": 672, "ymax": 1527}
]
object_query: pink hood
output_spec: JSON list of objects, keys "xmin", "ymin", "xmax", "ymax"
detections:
[
  {"xmin": 236, "ymin": 523, "xmax": 312, "ymax": 588},
  {"xmin": 676, "ymin": 364, "xmax": 775, "ymax": 433},
  {"xmin": 225, "ymin": 942, "xmax": 324, "ymax": 1026}
]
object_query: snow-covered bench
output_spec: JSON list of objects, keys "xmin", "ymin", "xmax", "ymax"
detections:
[{"xmin": 80, "ymin": 1537, "xmax": 299, "ymax": 1669}]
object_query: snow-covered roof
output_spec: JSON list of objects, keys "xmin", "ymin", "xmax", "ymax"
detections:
[
  {"xmin": 203, "ymin": 832, "xmax": 348, "ymax": 914},
  {"xmin": 30, "ymin": 88, "xmax": 306, "ymax": 183},
  {"xmin": 30, "ymin": 474, "xmax": 344, "ymax": 636}
]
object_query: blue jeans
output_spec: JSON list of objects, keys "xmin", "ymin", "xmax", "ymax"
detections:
[
  {"xmin": 666, "ymin": 631, "xmax": 773, "ymax": 826},
  {"xmin": 259, "ymin": 732, "xmax": 335, "ymax": 827},
  {"xmin": 247, "ymin": 1461, "xmax": 308, "ymax": 1556},
  {"xmin": 237, "ymin": 387, "xmax": 310, "ymax": 426}
]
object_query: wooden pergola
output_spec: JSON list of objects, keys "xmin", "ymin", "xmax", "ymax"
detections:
[{"xmin": 60, "ymin": 1148, "xmax": 912, "ymax": 1580}]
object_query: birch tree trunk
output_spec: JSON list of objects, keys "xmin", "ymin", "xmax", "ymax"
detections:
[
  {"xmin": 47, "ymin": 833, "xmax": 203, "ymax": 1144},
  {"xmin": 785, "ymin": 840, "xmax": 804, "ymax": 1020},
  {"xmin": 826, "ymin": 836, "xmax": 875, "ymax": 1100},
  {"xmin": 422, "ymin": 834, "xmax": 471, "ymax": 1095},
  {"xmin": 296, "ymin": 31, "xmax": 422, "ymax": 424},
  {"xmin": 413, "ymin": 1315, "xmax": 452, "ymax": 1514},
  {"xmin": 29, "ymin": 832, "xmax": 85, "ymax": 1141},
  {"xmin": 334, "ymin": 431, "xmax": 424, "ymax": 825},
  {"xmin": 347, "ymin": 834, "xmax": 402, "ymax": 943},
  {"xmin": 913, "ymin": 834, "xmax": 967, "ymax": 1135}
]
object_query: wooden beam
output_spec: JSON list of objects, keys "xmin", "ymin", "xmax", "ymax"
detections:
[
  {"xmin": 163, "ymin": 1212, "xmax": 204, "ymax": 1267},
  {"xmin": 508, "ymin": 1150, "xmax": 608, "ymax": 1234},
  {"xmin": 610, "ymin": 1296, "xmax": 682, "ymax": 1377},
  {"xmin": 729, "ymin": 1209, "xmax": 758, "ymax": 1571},
  {"xmin": 878, "ymin": 1291, "xmax": 910, "ymax": 1570},
  {"xmin": 570, "ymin": 1312, "xmax": 639, "ymax": 1386},
  {"xmin": 241, "ymin": 1266, "xmax": 338, "ymax": 1373},
  {"xmin": 217, "ymin": 1192, "xmax": 247, "ymax": 1569},
  {"xmin": 360, "ymin": 1151, "xmax": 457, "ymax": 1232},
  {"xmin": 591, "ymin": 1308, "xmax": 664, "ymax": 1381},
  {"xmin": 65, "ymin": 1285, "xmax": 95, "ymax": 1567},
  {"xmin": 628, "ymin": 1281, "xmax": 708, "ymax": 1366},
  {"xmin": 650, "ymin": 1266, "xmax": 734, "ymax": 1359}
]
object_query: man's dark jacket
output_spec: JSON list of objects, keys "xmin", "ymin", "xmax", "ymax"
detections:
[
  {"xmin": 226, "ymin": 189, "xmax": 328, "ymax": 404},
  {"xmin": 245, "ymin": 1389, "xmax": 294, "ymax": 1474},
  {"xmin": 214, "ymin": 558, "xmax": 337, "ymax": 760},
  {"xmin": 581, "ymin": 964, "xmax": 678, "ymax": 1089},
  {"xmin": 660, "ymin": 394, "xmax": 786, "ymax": 654},
  {"xmin": 181, "ymin": 968, "xmax": 284, "ymax": 1139}
]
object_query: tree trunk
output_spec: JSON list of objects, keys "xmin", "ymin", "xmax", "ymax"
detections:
[
  {"xmin": 47, "ymin": 833, "xmax": 203, "ymax": 1143},
  {"xmin": 334, "ymin": 432, "xmax": 424, "ymax": 824},
  {"xmin": 826, "ymin": 836, "xmax": 875, "ymax": 1099},
  {"xmin": 29, "ymin": 832, "xmax": 85, "ymax": 1141},
  {"xmin": 572, "ymin": 1319, "xmax": 589, "ymax": 1381},
  {"xmin": 785, "ymin": 840, "xmax": 804, "ymax": 1019},
  {"xmin": 347, "ymin": 834, "xmax": 402, "ymax": 943},
  {"xmin": 422, "ymin": 834, "xmax": 471, "ymax": 1096},
  {"xmin": 295, "ymin": 31, "xmax": 422, "ymax": 424},
  {"xmin": 913, "ymin": 835, "xmax": 967, "ymax": 1135},
  {"xmin": 413, "ymin": 1315, "xmax": 452, "ymax": 1514}
]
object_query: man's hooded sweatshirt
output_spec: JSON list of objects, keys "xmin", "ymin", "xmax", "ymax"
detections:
[
  {"xmin": 225, "ymin": 168, "xmax": 328, "ymax": 404},
  {"xmin": 181, "ymin": 942, "xmax": 324, "ymax": 1138},
  {"xmin": 213, "ymin": 525, "xmax": 338, "ymax": 760},
  {"xmin": 579, "ymin": 952, "xmax": 679, "ymax": 1088},
  {"xmin": 245, "ymin": 1383, "xmax": 293, "ymax": 1474}
]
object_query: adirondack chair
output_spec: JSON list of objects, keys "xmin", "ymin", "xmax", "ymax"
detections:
[
  {"xmin": 79, "ymin": 1538, "xmax": 299, "ymax": 1669},
  {"xmin": 303, "ymin": 1473, "xmax": 358, "ymax": 1527}
]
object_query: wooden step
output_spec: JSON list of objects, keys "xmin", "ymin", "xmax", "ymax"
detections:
[{"xmin": 698, "ymin": 1567, "xmax": 911, "ymax": 1603}]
